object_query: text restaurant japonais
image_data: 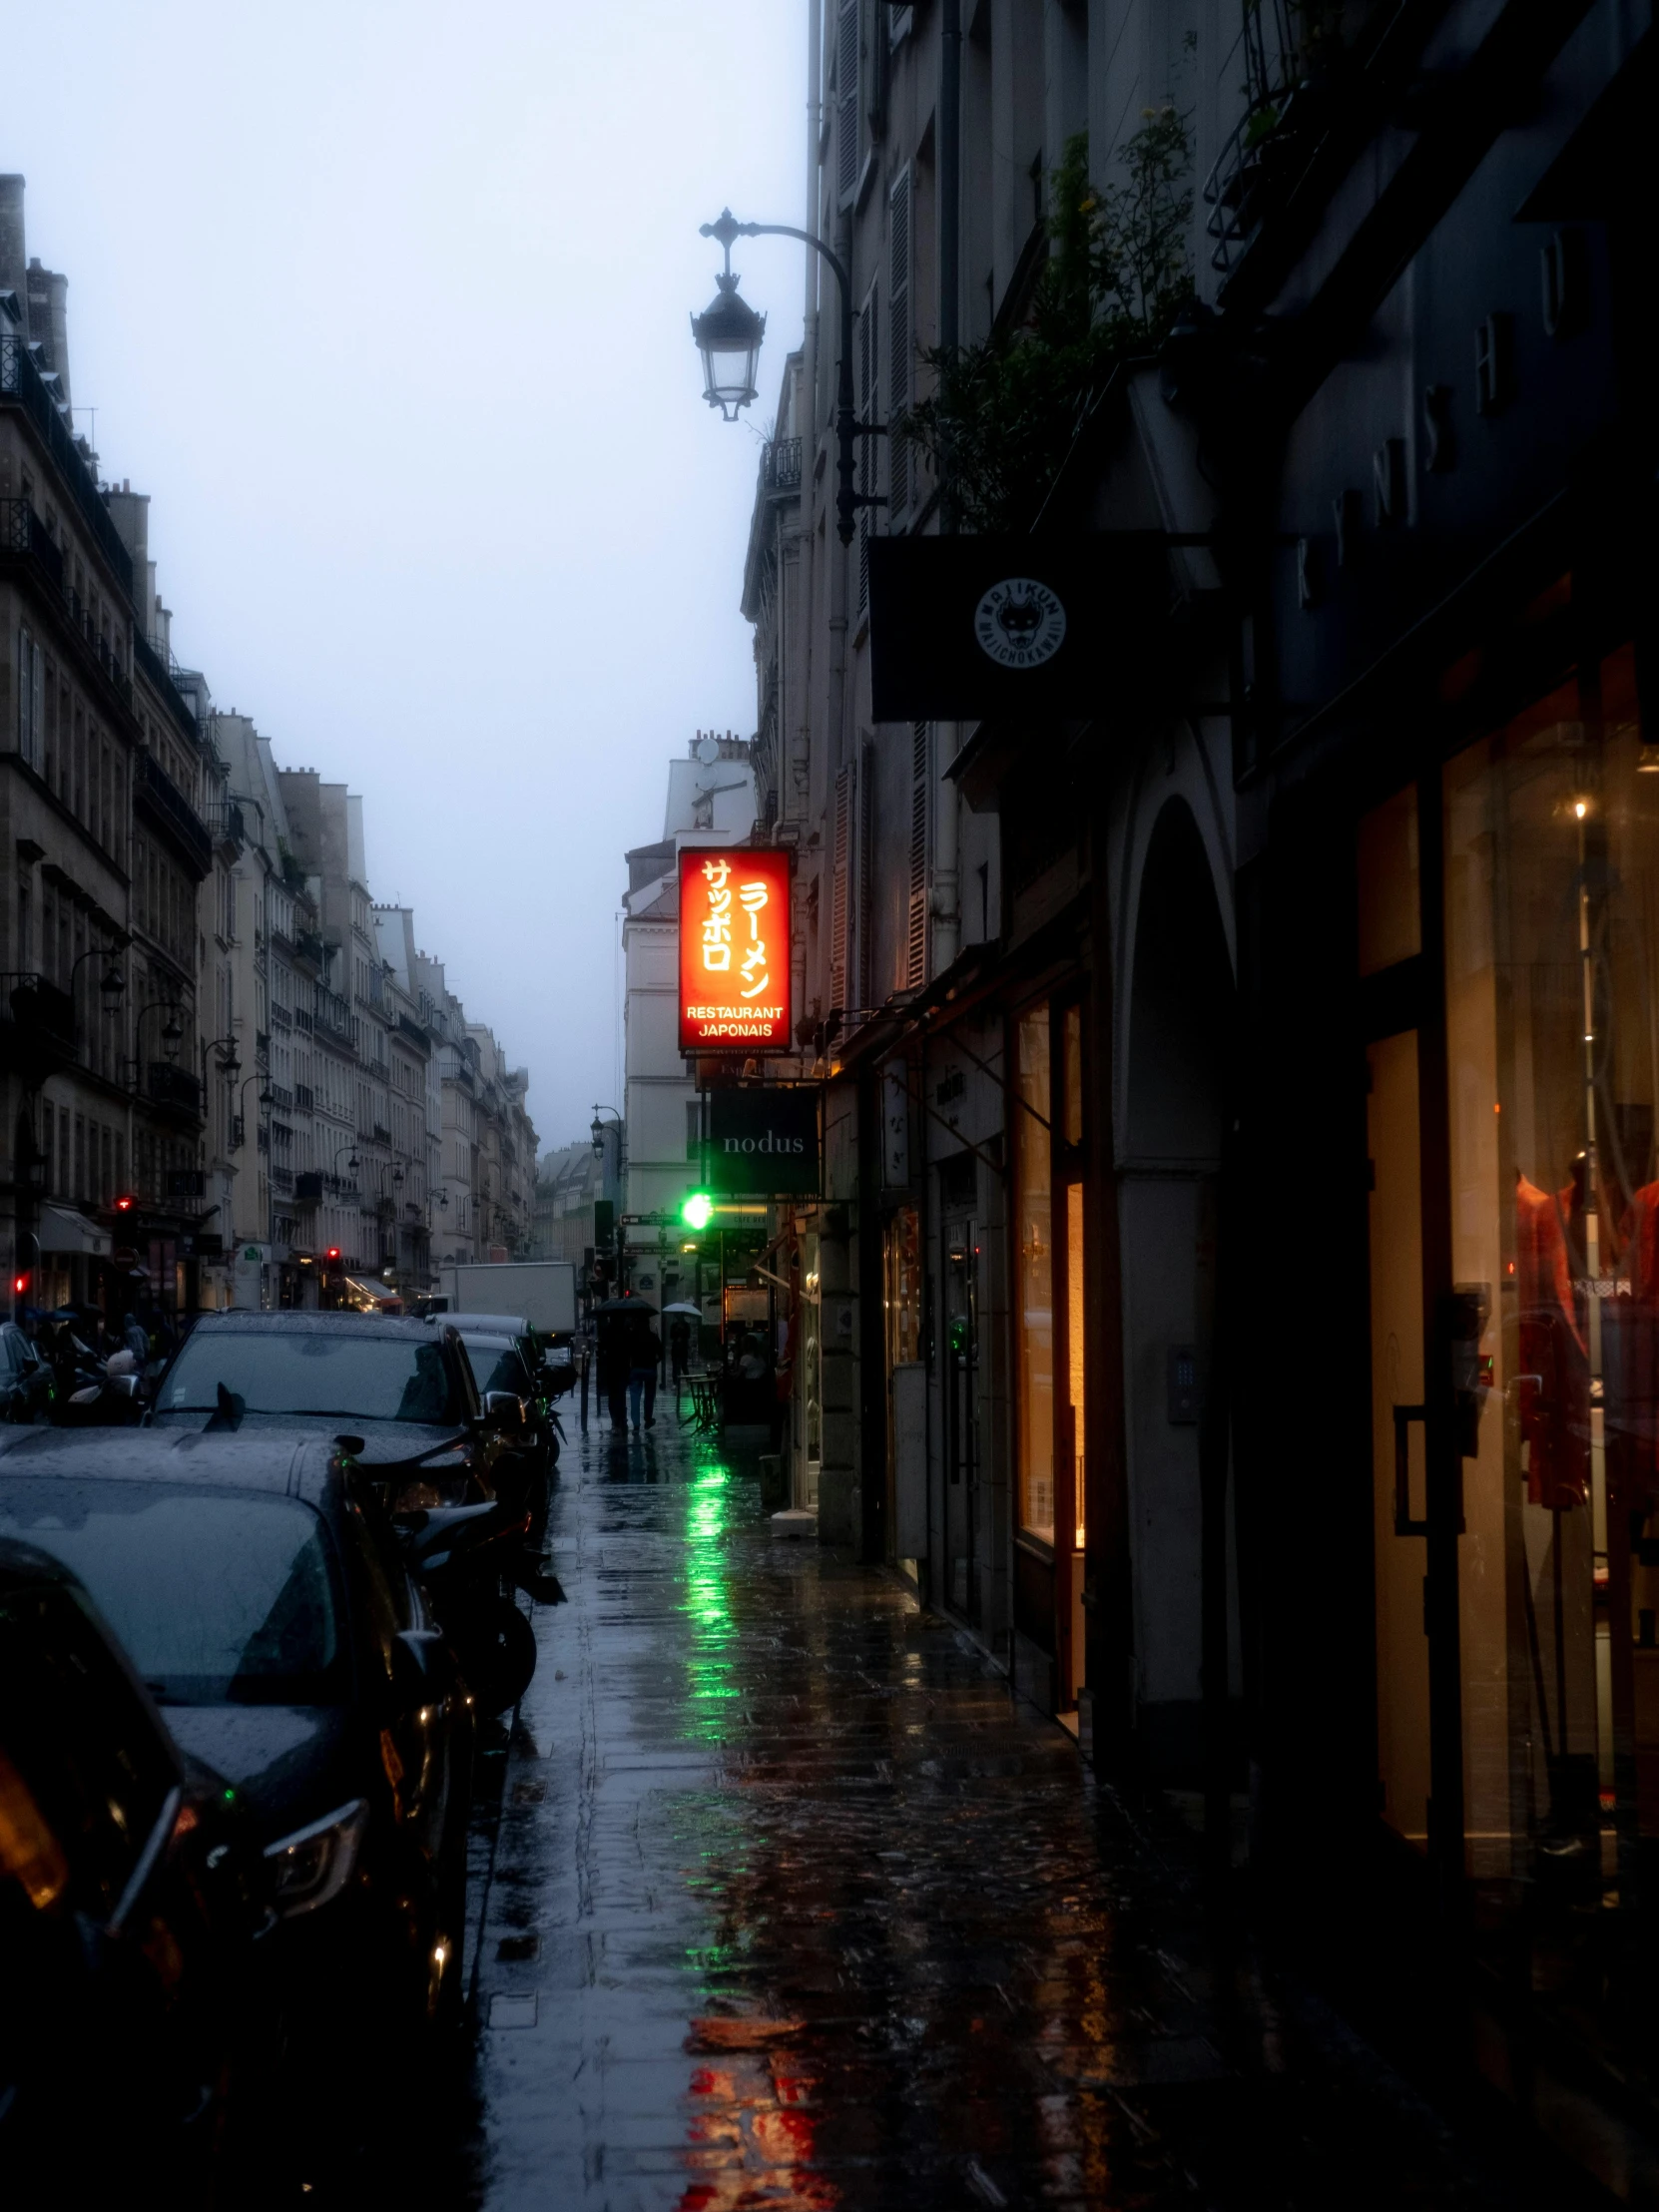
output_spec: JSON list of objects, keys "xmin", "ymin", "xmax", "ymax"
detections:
[{"xmin": 678, "ymin": 847, "xmax": 792, "ymax": 1052}]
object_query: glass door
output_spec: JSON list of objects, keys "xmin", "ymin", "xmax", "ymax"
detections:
[{"xmin": 1367, "ymin": 1022, "xmax": 1434, "ymax": 1847}]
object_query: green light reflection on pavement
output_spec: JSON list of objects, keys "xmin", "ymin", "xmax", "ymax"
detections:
[{"xmin": 682, "ymin": 1461, "xmax": 739, "ymax": 1733}]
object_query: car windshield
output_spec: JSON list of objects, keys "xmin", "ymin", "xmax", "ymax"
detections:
[
  {"xmin": 0, "ymin": 1483, "xmax": 344, "ymax": 1705},
  {"xmin": 460, "ymin": 1335, "xmax": 528, "ymax": 1398},
  {"xmin": 158, "ymin": 1330, "xmax": 459, "ymax": 1424}
]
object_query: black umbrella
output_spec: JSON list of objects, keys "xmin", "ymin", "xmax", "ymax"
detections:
[{"xmin": 593, "ymin": 1295, "xmax": 658, "ymax": 1314}]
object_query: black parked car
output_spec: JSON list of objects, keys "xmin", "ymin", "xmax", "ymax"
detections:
[
  {"xmin": 147, "ymin": 1310, "xmax": 515, "ymax": 1510},
  {"xmin": 439, "ymin": 1312, "xmax": 560, "ymax": 1474},
  {"xmin": 0, "ymin": 1429, "xmax": 475, "ymax": 2085},
  {"xmin": 0, "ymin": 1535, "xmax": 273, "ymax": 2202}
]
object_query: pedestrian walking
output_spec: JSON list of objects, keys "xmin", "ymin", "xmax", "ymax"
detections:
[
  {"xmin": 627, "ymin": 1318, "xmax": 662, "ymax": 1432},
  {"xmin": 669, "ymin": 1314, "xmax": 690, "ymax": 1390},
  {"xmin": 596, "ymin": 1324, "xmax": 628, "ymax": 1431}
]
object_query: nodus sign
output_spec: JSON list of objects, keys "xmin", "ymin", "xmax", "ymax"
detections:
[
  {"xmin": 678, "ymin": 846, "xmax": 793, "ymax": 1053},
  {"xmin": 702, "ymin": 1087, "xmax": 820, "ymax": 1197}
]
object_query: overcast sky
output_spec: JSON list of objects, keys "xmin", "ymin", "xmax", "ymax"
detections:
[{"xmin": 6, "ymin": 0, "xmax": 807, "ymax": 1152}]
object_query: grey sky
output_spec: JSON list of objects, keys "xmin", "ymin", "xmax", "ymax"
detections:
[{"xmin": 6, "ymin": 0, "xmax": 806, "ymax": 1152}]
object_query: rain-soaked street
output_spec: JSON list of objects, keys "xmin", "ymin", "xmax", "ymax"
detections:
[{"xmin": 452, "ymin": 1411, "xmax": 1573, "ymax": 2212}]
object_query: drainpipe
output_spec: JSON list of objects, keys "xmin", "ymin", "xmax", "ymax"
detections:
[{"xmin": 930, "ymin": 0, "xmax": 963, "ymax": 974}]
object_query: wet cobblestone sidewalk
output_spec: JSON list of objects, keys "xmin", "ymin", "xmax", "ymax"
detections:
[{"xmin": 458, "ymin": 1412, "xmax": 1566, "ymax": 2211}]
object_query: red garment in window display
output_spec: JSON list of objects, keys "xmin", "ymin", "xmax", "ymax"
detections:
[
  {"xmin": 1610, "ymin": 1183, "xmax": 1659, "ymax": 1516},
  {"xmin": 1515, "ymin": 1175, "xmax": 1589, "ymax": 1509}
]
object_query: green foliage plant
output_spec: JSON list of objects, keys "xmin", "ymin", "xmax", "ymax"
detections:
[{"xmin": 898, "ymin": 108, "xmax": 1194, "ymax": 533}]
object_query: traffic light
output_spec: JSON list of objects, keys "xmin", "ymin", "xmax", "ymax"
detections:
[
  {"xmin": 115, "ymin": 1193, "xmax": 136, "ymax": 1216},
  {"xmin": 325, "ymin": 1247, "xmax": 341, "ymax": 1265},
  {"xmin": 12, "ymin": 1273, "xmax": 26, "ymax": 1299},
  {"xmin": 681, "ymin": 1192, "xmax": 714, "ymax": 1232}
]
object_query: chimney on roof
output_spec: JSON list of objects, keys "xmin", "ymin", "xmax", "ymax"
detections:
[
  {"xmin": 25, "ymin": 256, "xmax": 69, "ymax": 408},
  {"xmin": 0, "ymin": 179, "xmax": 26, "ymax": 326}
]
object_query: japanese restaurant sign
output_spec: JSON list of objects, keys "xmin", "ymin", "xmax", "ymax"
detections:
[{"xmin": 678, "ymin": 846, "xmax": 792, "ymax": 1053}]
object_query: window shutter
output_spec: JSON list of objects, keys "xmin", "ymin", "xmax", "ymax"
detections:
[
  {"xmin": 858, "ymin": 739, "xmax": 876, "ymax": 1013},
  {"xmin": 905, "ymin": 721, "xmax": 929, "ymax": 989},
  {"xmin": 830, "ymin": 762, "xmax": 852, "ymax": 1012},
  {"xmin": 857, "ymin": 286, "xmax": 876, "ymax": 614},
  {"xmin": 889, "ymin": 170, "xmax": 911, "ymax": 520},
  {"xmin": 836, "ymin": 0, "xmax": 860, "ymax": 207}
]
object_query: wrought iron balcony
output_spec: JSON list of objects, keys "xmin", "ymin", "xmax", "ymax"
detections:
[
  {"xmin": 134, "ymin": 751, "xmax": 212, "ymax": 876},
  {"xmin": 294, "ymin": 1083, "xmax": 314, "ymax": 1111},
  {"xmin": 294, "ymin": 1171, "xmax": 323, "ymax": 1201},
  {"xmin": 0, "ymin": 337, "xmax": 135, "ymax": 594},
  {"xmin": 0, "ymin": 972, "xmax": 77, "ymax": 1079},
  {"xmin": 763, "ymin": 436, "xmax": 803, "ymax": 494},
  {"xmin": 147, "ymin": 1061, "xmax": 203, "ymax": 1115}
]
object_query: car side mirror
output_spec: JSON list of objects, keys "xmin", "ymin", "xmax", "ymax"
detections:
[
  {"xmin": 390, "ymin": 1627, "xmax": 445, "ymax": 1711},
  {"xmin": 483, "ymin": 1390, "xmax": 526, "ymax": 1434}
]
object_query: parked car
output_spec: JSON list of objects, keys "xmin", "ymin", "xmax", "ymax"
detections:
[
  {"xmin": 0, "ymin": 1534, "xmax": 273, "ymax": 2202},
  {"xmin": 0, "ymin": 1429, "xmax": 475, "ymax": 2099},
  {"xmin": 146, "ymin": 1311, "xmax": 516, "ymax": 1511},
  {"xmin": 436, "ymin": 1312, "xmax": 561, "ymax": 1473},
  {"xmin": 0, "ymin": 1320, "xmax": 53, "ymax": 1422}
]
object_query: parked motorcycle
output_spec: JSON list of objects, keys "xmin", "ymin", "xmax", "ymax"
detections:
[
  {"xmin": 394, "ymin": 1500, "xmax": 541, "ymax": 1717},
  {"xmin": 59, "ymin": 1351, "xmax": 145, "ymax": 1428}
]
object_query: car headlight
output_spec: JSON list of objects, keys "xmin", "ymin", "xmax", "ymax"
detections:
[{"xmin": 264, "ymin": 1798, "xmax": 369, "ymax": 1917}]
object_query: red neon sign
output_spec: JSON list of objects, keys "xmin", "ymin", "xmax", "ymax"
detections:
[{"xmin": 678, "ymin": 846, "xmax": 792, "ymax": 1053}]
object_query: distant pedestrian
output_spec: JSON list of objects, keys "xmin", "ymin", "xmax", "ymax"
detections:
[
  {"xmin": 669, "ymin": 1316, "xmax": 691, "ymax": 1388},
  {"xmin": 627, "ymin": 1320, "xmax": 662, "ymax": 1432},
  {"xmin": 596, "ymin": 1325, "xmax": 629, "ymax": 1430}
]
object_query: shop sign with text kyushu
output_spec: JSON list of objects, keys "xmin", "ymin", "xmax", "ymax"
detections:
[{"xmin": 678, "ymin": 847, "xmax": 792, "ymax": 1052}]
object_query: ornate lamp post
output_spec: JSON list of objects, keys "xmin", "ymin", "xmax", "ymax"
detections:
[{"xmin": 691, "ymin": 208, "xmax": 881, "ymax": 548}]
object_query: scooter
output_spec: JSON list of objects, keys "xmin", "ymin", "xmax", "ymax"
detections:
[
  {"xmin": 395, "ymin": 1500, "xmax": 544, "ymax": 1717},
  {"xmin": 59, "ymin": 1350, "xmax": 146, "ymax": 1427}
]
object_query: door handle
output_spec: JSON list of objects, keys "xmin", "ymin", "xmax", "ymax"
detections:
[{"xmin": 1393, "ymin": 1402, "xmax": 1428, "ymax": 1536}]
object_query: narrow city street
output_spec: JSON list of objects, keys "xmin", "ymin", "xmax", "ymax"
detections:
[{"xmin": 455, "ymin": 1411, "xmax": 1560, "ymax": 2212}]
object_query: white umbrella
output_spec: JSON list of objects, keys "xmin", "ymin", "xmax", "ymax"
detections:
[{"xmin": 662, "ymin": 1301, "xmax": 702, "ymax": 1316}]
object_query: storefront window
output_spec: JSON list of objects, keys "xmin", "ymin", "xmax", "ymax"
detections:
[
  {"xmin": 1017, "ymin": 1009, "xmax": 1053, "ymax": 1543},
  {"xmin": 1444, "ymin": 645, "xmax": 1656, "ymax": 1937},
  {"xmin": 883, "ymin": 1207, "xmax": 922, "ymax": 1370}
]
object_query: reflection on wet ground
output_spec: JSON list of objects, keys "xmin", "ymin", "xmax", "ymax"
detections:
[{"xmin": 458, "ymin": 1412, "xmax": 1562, "ymax": 2209}]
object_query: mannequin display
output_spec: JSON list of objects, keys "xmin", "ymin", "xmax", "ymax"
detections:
[{"xmin": 1515, "ymin": 1170, "xmax": 1589, "ymax": 1510}]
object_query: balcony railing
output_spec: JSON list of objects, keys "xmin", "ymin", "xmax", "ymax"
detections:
[
  {"xmin": 134, "ymin": 751, "xmax": 213, "ymax": 876},
  {"xmin": 0, "ymin": 337, "xmax": 135, "ymax": 594},
  {"xmin": 0, "ymin": 972, "xmax": 77, "ymax": 1079},
  {"xmin": 271, "ymin": 1085, "xmax": 294, "ymax": 1112},
  {"xmin": 270, "ymin": 1165, "xmax": 294, "ymax": 1194},
  {"xmin": 148, "ymin": 1061, "xmax": 203, "ymax": 1115},
  {"xmin": 315, "ymin": 989, "xmax": 350, "ymax": 1039},
  {"xmin": 294, "ymin": 1083, "xmax": 314, "ymax": 1111},
  {"xmin": 763, "ymin": 437, "xmax": 803, "ymax": 494},
  {"xmin": 132, "ymin": 628, "xmax": 203, "ymax": 742},
  {"xmin": 293, "ymin": 1007, "xmax": 314, "ymax": 1034}
]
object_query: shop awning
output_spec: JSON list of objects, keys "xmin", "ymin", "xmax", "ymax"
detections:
[
  {"xmin": 345, "ymin": 1277, "xmax": 403, "ymax": 1313},
  {"xmin": 37, "ymin": 1204, "xmax": 111, "ymax": 1259}
]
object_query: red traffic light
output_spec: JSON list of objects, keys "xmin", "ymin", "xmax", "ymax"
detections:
[
  {"xmin": 115, "ymin": 1193, "xmax": 136, "ymax": 1214},
  {"xmin": 12, "ymin": 1273, "xmax": 26, "ymax": 1297},
  {"xmin": 325, "ymin": 1248, "xmax": 341, "ymax": 1264}
]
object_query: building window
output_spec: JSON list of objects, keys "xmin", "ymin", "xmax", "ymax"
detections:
[
  {"xmin": 1016, "ymin": 1006, "xmax": 1053, "ymax": 1543},
  {"xmin": 16, "ymin": 628, "xmax": 41, "ymax": 770}
]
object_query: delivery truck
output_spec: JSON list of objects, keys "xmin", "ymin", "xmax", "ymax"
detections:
[{"xmin": 434, "ymin": 1261, "xmax": 577, "ymax": 1338}]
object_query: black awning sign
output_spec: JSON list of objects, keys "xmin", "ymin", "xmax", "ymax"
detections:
[
  {"xmin": 868, "ymin": 535, "xmax": 1167, "ymax": 722},
  {"xmin": 705, "ymin": 1086, "xmax": 821, "ymax": 1198}
]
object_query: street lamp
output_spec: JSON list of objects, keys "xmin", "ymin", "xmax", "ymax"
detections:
[
  {"xmin": 692, "ymin": 207, "xmax": 877, "ymax": 547},
  {"xmin": 690, "ymin": 229, "xmax": 766, "ymax": 420},
  {"xmin": 590, "ymin": 1104, "xmax": 622, "ymax": 1157},
  {"xmin": 131, "ymin": 999, "xmax": 185, "ymax": 1085}
]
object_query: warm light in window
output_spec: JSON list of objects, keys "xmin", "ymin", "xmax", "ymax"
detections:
[{"xmin": 1574, "ymin": 800, "xmax": 1588, "ymax": 819}]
